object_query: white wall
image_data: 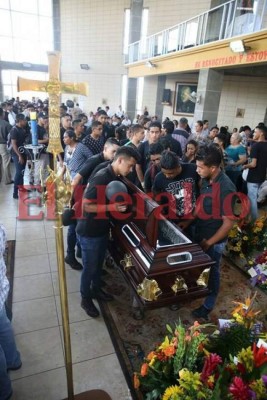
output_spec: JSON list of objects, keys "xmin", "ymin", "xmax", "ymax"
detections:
[
  {"xmin": 60, "ymin": 0, "xmax": 130, "ymax": 114},
  {"xmin": 142, "ymin": 76, "xmax": 158, "ymax": 115},
  {"xmin": 143, "ymin": 0, "xmax": 212, "ymax": 35},
  {"xmin": 217, "ymin": 75, "xmax": 267, "ymax": 130}
]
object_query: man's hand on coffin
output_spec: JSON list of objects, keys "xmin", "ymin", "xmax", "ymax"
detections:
[
  {"xmin": 109, "ymin": 202, "xmax": 128, "ymax": 213},
  {"xmin": 177, "ymin": 219, "xmax": 193, "ymax": 231},
  {"xmin": 199, "ymin": 238, "xmax": 211, "ymax": 252}
]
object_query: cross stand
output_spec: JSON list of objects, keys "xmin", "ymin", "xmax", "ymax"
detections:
[{"xmin": 18, "ymin": 51, "xmax": 112, "ymax": 400}]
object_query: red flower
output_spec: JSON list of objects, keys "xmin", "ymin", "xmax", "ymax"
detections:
[
  {"xmin": 201, "ymin": 353, "xmax": 222, "ymax": 383},
  {"xmin": 229, "ymin": 377, "xmax": 250, "ymax": 400},
  {"xmin": 253, "ymin": 343, "xmax": 267, "ymax": 368}
]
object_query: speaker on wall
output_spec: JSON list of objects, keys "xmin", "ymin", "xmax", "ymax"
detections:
[{"xmin": 162, "ymin": 89, "xmax": 171, "ymax": 104}]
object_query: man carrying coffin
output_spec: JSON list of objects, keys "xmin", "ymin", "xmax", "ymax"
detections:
[{"xmin": 76, "ymin": 146, "xmax": 140, "ymax": 318}]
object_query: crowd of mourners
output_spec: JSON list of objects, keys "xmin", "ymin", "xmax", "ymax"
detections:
[{"xmin": 1, "ymin": 96, "xmax": 267, "ymax": 318}]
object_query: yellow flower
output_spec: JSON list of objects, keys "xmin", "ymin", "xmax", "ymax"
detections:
[
  {"xmin": 250, "ymin": 378, "xmax": 266, "ymax": 398},
  {"xmin": 163, "ymin": 385, "xmax": 183, "ymax": 400},
  {"xmin": 237, "ymin": 346, "xmax": 254, "ymax": 372},
  {"xmin": 178, "ymin": 369, "xmax": 202, "ymax": 391},
  {"xmin": 243, "ymin": 236, "xmax": 248, "ymax": 241}
]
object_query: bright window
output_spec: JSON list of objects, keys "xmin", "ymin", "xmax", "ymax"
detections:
[
  {"xmin": 136, "ymin": 77, "xmax": 144, "ymax": 114},
  {"xmin": 121, "ymin": 75, "xmax": 128, "ymax": 112},
  {"xmin": 123, "ymin": 9, "xmax": 131, "ymax": 55}
]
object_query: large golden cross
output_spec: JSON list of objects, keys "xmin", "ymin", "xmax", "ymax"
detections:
[
  {"xmin": 17, "ymin": 52, "xmax": 91, "ymax": 400},
  {"xmin": 17, "ymin": 51, "xmax": 88, "ymax": 155}
]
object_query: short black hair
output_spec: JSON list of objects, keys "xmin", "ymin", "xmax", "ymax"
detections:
[
  {"xmin": 256, "ymin": 125, "xmax": 267, "ymax": 140},
  {"xmin": 105, "ymin": 137, "xmax": 120, "ymax": 147},
  {"xmin": 148, "ymin": 121, "xmax": 162, "ymax": 130},
  {"xmin": 210, "ymin": 126, "xmax": 219, "ymax": 131},
  {"xmin": 113, "ymin": 146, "xmax": 140, "ymax": 163},
  {"xmin": 16, "ymin": 113, "xmax": 26, "ymax": 122},
  {"xmin": 64, "ymin": 129, "xmax": 76, "ymax": 140},
  {"xmin": 215, "ymin": 133, "xmax": 226, "ymax": 148},
  {"xmin": 196, "ymin": 144, "xmax": 222, "ymax": 167},
  {"xmin": 91, "ymin": 120, "xmax": 102, "ymax": 130},
  {"xmin": 130, "ymin": 124, "xmax": 143, "ymax": 135},
  {"xmin": 160, "ymin": 150, "xmax": 180, "ymax": 170},
  {"xmin": 72, "ymin": 119, "xmax": 82, "ymax": 128},
  {"xmin": 186, "ymin": 139, "xmax": 198, "ymax": 149},
  {"xmin": 196, "ymin": 120, "xmax": 204, "ymax": 128},
  {"xmin": 163, "ymin": 121, "xmax": 174, "ymax": 134}
]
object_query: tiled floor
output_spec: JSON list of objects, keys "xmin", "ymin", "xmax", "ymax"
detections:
[{"xmin": 0, "ymin": 181, "xmax": 131, "ymax": 399}]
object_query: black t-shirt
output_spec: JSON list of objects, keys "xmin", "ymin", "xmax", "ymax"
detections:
[
  {"xmin": 153, "ymin": 163, "xmax": 199, "ymax": 217},
  {"xmin": 90, "ymin": 160, "xmax": 111, "ymax": 179},
  {"xmin": 247, "ymin": 141, "xmax": 267, "ymax": 183},
  {"xmin": 78, "ymin": 153, "xmax": 105, "ymax": 183},
  {"xmin": 165, "ymin": 134, "xmax": 182, "ymax": 157},
  {"xmin": 10, "ymin": 125, "xmax": 26, "ymax": 150},
  {"xmin": 76, "ymin": 164, "xmax": 118, "ymax": 237},
  {"xmin": 144, "ymin": 163, "xmax": 161, "ymax": 193},
  {"xmin": 137, "ymin": 140, "xmax": 151, "ymax": 173},
  {"xmin": 194, "ymin": 171, "xmax": 236, "ymax": 242}
]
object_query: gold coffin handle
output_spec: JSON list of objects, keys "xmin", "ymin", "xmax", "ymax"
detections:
[
  {"xmin": 196, "ymin": 268, "xmax": 211, "ymax": 287},
  {"xmin": 120, "ymin": 253, "xmax": 133, "ymax": 271},
  {"xmin": 171, "ymin": 275, "xmax": 188, "ymax": 294},
  {"xmin": 137, "ymin": 278, "xmax": 162, "ymax": 301}
]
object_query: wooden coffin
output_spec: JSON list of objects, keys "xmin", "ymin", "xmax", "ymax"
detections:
[{"xmin": 108, "ymin": 177, "xmax": 214, "ymax": 310}]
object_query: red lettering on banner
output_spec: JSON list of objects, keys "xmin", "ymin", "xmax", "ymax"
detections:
[{"xmin": 198, "ymin": 51, "xmax": 267, "ymax": 70}]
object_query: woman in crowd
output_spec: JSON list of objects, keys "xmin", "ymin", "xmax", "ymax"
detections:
[
  {"xmin": 181, "ymin": 139, "xmax": 198, "ymax": 164},
  {"xmin": 225, "ymin": 132, "xmax": 247, "ymax": 190}
]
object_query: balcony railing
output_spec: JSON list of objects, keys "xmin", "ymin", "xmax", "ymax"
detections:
[{"xmin": 126, "ymin": 0, "xmax": 267, "ymax": 64}]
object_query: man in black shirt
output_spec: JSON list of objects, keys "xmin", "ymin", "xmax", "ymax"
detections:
[
  {"xmin": 10, "ymin": 114, "xmax": 27, "ymax": 199},
  {"xmin": 71, "ymin": 138, "xmax": 120, "ymax": 190},
  {"xmin": 243, "ymin": 125, "xmax": 267, "ymax": 220},
  {"xmin": 0, "ymin": 108, "xmax": 12, "ymax": 184},
  {"xmin": 153, "ymin": 150, "xmax": 199, "ymax": 219},
  {"xmin": 76, "ymin": 146, "xmax": 140, "ymax": 318},
  {"xmin": 180, "ymin": 145, "xmax": 237, "ymax": 321}
]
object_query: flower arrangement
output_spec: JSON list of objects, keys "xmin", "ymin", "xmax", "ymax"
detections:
[
  {"xmin": 226, "ymin": 214, "xmax": 267, "ymax": 260},
  {"xmin": 247, "ymin": 250, "xmax": 267, "ymax": 292},
  {"xmin": 134, "ymin": 295, "xmax": 267, "ymax": 400}
]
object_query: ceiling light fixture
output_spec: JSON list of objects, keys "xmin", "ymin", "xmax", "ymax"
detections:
[
  {"xmin": 145, "ymin": 60, "xmax": 156, "ymax": 68},
  {"xmin": 229, "ymin": 40, "xmax": 251, "ymax": 53}
]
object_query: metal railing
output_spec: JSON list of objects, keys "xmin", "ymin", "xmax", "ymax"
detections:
[{"xmin": 126, "ymin": 0, "xmax": 267, "ymax": 64}]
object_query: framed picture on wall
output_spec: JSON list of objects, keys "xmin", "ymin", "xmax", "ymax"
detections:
[{"xmin": 173, "ymin": 83, "xmax": 197, "ymax": 116}]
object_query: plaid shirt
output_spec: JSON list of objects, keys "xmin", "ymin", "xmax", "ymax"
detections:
[
  {"xmin": 64, "ymin": 142, "xmax": 93, "ymax": 179},
  {"xmin": 0, "ymin": 224, "xmax": 9, "ymax": 311}
]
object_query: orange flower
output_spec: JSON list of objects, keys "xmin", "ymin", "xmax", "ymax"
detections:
[
  {"xmin": 141, "ymin": 363, "xmax": 149, "ymax": 377},
  {"xmin": 185, "ymin": 335, "xmax": 192, "ymax": 342},
  {"xmin": 147, "ymin": 351, "xmax": 155, "ymax": 361},
  {"xmin": 133, "ymin": 373, "xmax": 140, "ymax": 389},
  {"xmin": 163, "ymin": 345, "xmax": 176, "ymax": 357}
]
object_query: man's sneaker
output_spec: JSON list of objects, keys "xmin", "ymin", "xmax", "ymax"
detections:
[
  {"xmin": 91, "ymin": 288, "xmax": 114, "ymax": 302},
  {"xmin": 64, "ymin": 255, "xmax": 83, "ymax": 270},
  {"xmin": 76, "ymin": 247, "xmax": 82, "ymax": 258},
  {"xmin": 81, "ymin": 298, "xmax": 99, "ymax": 318},
  {"xmin": 192, "ymin": 305, "xmax": 210, "ymax": 321}
]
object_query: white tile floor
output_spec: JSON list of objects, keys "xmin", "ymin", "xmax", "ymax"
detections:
[{"xmin": 0, "ymin": 181, "xmax": 131, "ymax": 399}]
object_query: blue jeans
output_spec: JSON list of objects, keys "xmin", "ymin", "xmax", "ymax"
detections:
[
  {"xmin": 203, "ymin": 241, "xmax": 226, "ymax": 311},
  {"xmin": 67, "ymin": 223, "xmax": 81, "ymax": 258},
  {"xmin": 77, "ymin": 234, "xmax": 108, "ymax": 299},
  {"xmin": 12, "ymin": 153, "xmax": 26, "ymax": 196},
  {"xmin": 247, "ymin": 182, "xmax": 261, "ymax": 221},
  {"xmin": 0, "ymin": 305, "xmax": 21, "ymax": 400}
]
